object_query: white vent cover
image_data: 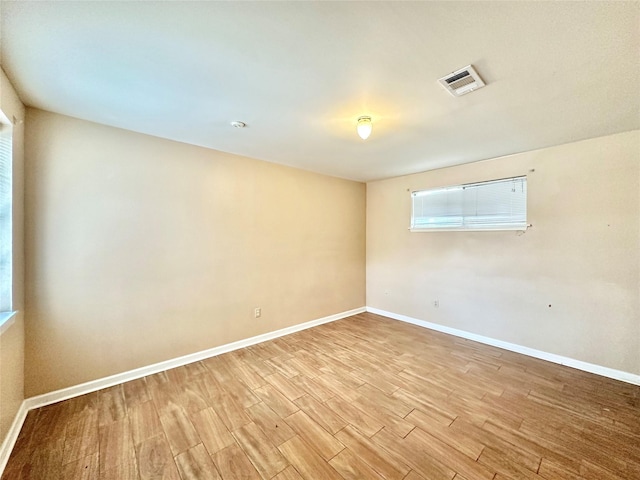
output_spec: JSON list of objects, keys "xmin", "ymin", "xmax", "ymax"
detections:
[{"xmin": 438, "ymin": 65, "xmax": 485, "ymax": 97}]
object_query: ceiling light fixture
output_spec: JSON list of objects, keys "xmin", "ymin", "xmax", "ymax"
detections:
[
  {"xmin": 356, "ymin": 116, "xmax": 372, "ymax": 140},
  {"xmin": 230, "ymin": 121, "xmax": 246, "ymax": 128}
]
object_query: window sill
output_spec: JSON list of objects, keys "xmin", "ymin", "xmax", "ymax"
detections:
[
  {"xmin": 0, "ymin": 311, "xmax": 18, "ymax": 335},
  {"xmin": 409, "ymin": 227, "xmax": 527, "ymax": 232}
]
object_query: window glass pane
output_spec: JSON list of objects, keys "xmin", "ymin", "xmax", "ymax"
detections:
[
  {"xmin": 0, "ymin": 124, "xmax": 12, "ymax": 311},
  {"xmin": 411, "ymin": 176, "xmax": 527, "ymax": 231}
]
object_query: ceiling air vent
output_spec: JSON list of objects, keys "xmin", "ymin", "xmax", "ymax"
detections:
[{"xmin": 438, "ymin": 65, "xmax": 485, "ymax": 97}]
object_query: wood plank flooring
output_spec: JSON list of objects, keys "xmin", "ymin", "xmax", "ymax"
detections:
[{"xmin": 3, "ymin": 313, "xmax": 639, "ymax": 479}]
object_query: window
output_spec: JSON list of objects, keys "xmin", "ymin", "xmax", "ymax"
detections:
[
  {"xmin": 0, "ymin": 119, "xmax": 12, "ymax": 314},
  {"xmin": 411, "ymin": 176, "xmax": 527, "ymax": 232}
]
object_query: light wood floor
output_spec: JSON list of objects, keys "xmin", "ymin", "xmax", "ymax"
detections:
[{"xmin": 3, "ymin": 313, "xmax": 639, "ymax": 479}]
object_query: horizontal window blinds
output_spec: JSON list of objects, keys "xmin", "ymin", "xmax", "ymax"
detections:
[
  {"xmin": 0, "ymin": 125, "xmax": 12, "ymax": 312},
  {"xmin": 411, "ymin": 176, "xmax": 527, "ymax": 231}
]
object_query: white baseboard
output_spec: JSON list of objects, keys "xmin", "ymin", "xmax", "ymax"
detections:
[
  {"xmin": 367, "ymin": 307, "xmax": 640, "ymax": 386},
  {"xmin": 0, "ymin": 401, "xmax": 28, "ymax": 475},
  {"xmin": 23, "ymin": 307, "xmax": 366, "ymax": 411},
  {"xmin": 0, "ymin": 306, "xmax": 365, "ymax": 476}
]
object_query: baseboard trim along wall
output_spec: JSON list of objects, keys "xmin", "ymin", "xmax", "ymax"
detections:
[
  {"xmin": 367, "ymin": 307, "xmax": 640, "ymax": 386},
  {"xmin": 26, "ymin": 306, "xmax": 367, "ymax": 409},
  {"xmin": 0, "ymin": 306, "xmax": 365, "ymax": 475},
  {"xmin": 0, "ymin": 403, "xmax": 28, "ymax": 475}
]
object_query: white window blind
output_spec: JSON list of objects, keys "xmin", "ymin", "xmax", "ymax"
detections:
[
  {"xmin": 411, "ymin": 176, "xmax": 527, "ymax": 232},
  {"xmin": 0, "ymin": 123, "xmax": 12, "ymax": 312}
]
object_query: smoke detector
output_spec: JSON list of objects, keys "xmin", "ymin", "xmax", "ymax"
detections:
[{"xmin": 438, "ymin": 65, "xmax": 485, "ymax": 97}]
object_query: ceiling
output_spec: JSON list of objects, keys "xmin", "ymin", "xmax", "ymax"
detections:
[{"xmin": 1, "ymin": 1, "xmax": 639, "ymax": 182}]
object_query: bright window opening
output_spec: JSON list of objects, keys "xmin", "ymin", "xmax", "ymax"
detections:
[
  {"xmin": 0, "ymin": 120, "xmax": 13, "ymax": 312},
  {"xmin": 411, "ymin": 176, "xmax": 527, "ymax": 232}
]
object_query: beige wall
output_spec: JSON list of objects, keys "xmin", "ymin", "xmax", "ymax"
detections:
[
  {"xmin": 24, "ymin": 109, "xmax": 365, "ymax": 396},
  {"xmin": 367, "ymin": 130, "xmax": 640, "ymax": 375},
  {"xmin": 0, "ymin": 69, "xmax": 25, "ymax": 443}
]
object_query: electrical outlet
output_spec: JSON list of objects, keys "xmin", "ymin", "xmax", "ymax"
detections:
[
  {"xmin": 434, "ymin": 300, "xmax": 439, "ymax": 308},
  {"xmin": 254, "ymin": 307, "xmax": 261, "ymax": 318}
]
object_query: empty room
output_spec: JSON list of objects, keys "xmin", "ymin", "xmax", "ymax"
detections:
[{"xmin": 0, "ymin": 1, "xmax": 639, "ymax": 479}]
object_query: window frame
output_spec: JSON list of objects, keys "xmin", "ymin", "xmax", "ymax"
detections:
[
  {"xmin": 0, "ymin": 114, "xmax": 15, "ymax": 333},
  {"xmin": 410, "ymin": 175, "xmax": 528, "ymax": 232}
]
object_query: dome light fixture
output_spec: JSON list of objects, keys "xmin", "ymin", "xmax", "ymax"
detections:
[
  {"xmin": 230, "ymin": 121, "xmax": 246, "ymax": 128},
  {"xmin": 356, "ymin": 116, "xmax": 372, "ymax": 140}
]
